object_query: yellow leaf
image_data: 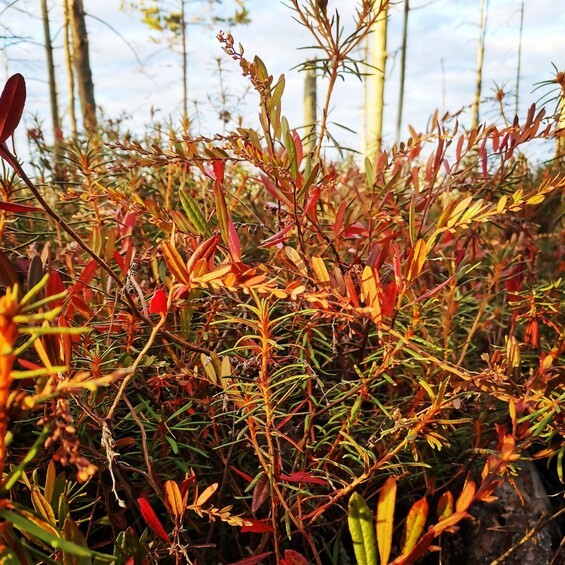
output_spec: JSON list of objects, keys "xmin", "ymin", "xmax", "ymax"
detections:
[
  {"xmin": 376, "ymin": 477, "xmax": 397, "ymax": 565},
  {"xmin": 446, "ymin": 196, "xmax": 473, "ymax": 228},
  {"xmin": 220, "ymin": 356, "xmax": 232, "ymax": 379},
  {"xmin": 201, "ymin": 354, "xmax": 218, "ymax": 384},
  {"xmin": 406, "ymin": 239, "xmax": 427, "ymax": 282},
  {"xmin": 401, "ymin": 497, "xmax": 428, "ymax": 554},
  {"xmin": 285, "ymin": 246, "xmax": 308, "ymax": 275},
  {"xmin": 496, "ymin": 195, "xmax": 508, "ymax": 213},
  {"xmin": 198, "ymin": 264, "xmax": 232, "ymax": 283},
  {"xmin": 31, "ymin": 486, "xmax": 56, "ymax": 526},
  {"xmin": 526, "ymin": 194, "xmax": 545, "ymax": 205},
  {"xmin": 165, "ymin": 480, "xmax": 185, "ymax": 518},
  {"xmin": 311, "ymin": 255, "xmax": 330, "ymax": 287}
]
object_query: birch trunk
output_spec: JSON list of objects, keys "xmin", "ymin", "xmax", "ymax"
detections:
[
  {"xmin": 303, "ymin": 64, "xmax": 317, "ymax": 155},
  {"xmin": 365, "ymin": 2, "xmax": 388, "ymax": 160}
]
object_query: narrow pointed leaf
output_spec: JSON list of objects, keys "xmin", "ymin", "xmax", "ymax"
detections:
[
  {"xmin": 196, "ymin": 482, "xmax": 218, "ymax": 507},
  {"xmin": 137, "ymin": 498, "xmax": 170, "ymax": 543},
  {"xmin": 162, "ymin": 241, "xmax": 190, "ymax": 285},
  {"xmin": 179, "ymin": 189, "xmax": 207, "ymax": 235},
  {"xmin": 377, "ymin": 477, "xmax": 397, "ymax": 564},
  {"xmin": 455, "ymin": 477, "xmax": 476, "ymax": 513},
  {"xmin": 401, "ymin": 497, "xmax": 428, "ymax": 554}
]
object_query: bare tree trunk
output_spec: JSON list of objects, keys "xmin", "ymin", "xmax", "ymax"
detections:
[
  {"xmin": 303, "ymin": 63, "xmax": 317, "ymax": 155},
  {"xmin": 396, "ymin": 0, "xmax": 409, "ymax": 144},
  {"xmin": 181, "ymin": 0, "xmax": 188, "ymax": 122},
  {"xmin": 63, "ymin": 0, "xmax": 77, "ymax": 138},
  {"xmin": 68, "ymin": 0, "xmax": 96, "ymax": 134},
  {"xmin": 471, "ymin": 0, "xmax": 489, "ymax": 129},
  {"xmin": 556, "ymin": 76, "xmax": 565, "ymax": 160},
  {"xmin": 515, "ymin": 1, "xmax": 524, "ymax": 117},
  {"xmin": 41, "ymin": 0, "xmax": 61, "ymax": 146},
  {"xmin": 365, "ymin": 2, "xmax": 388, "ymax": 160}
]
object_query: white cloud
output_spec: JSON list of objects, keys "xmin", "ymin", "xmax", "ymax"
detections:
[{"xmin": 2, "ymin": 0, "xmax": 564, "ymax": 162}]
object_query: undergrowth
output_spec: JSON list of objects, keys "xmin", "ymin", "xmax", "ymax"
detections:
[{"xmin": 0, "ymin": 1, "xmax": 564, "ymax": 564}]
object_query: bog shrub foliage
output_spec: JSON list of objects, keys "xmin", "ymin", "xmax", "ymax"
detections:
[{"xmin": 0, "ymin": 4, "xmax": 564, "ymax": 564}]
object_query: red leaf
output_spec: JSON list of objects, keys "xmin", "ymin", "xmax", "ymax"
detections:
[
  {"xmin": 212, "ymin": 159, "xmax": 225, "ymax": 184},
  {"xmin": 0, "ymin": 200, "xmax": 42, "ymax": 214},
  {"xmin": 228, "ymin": 552, "xmax": 273, "ymax": 565},
  {"xmin": 261, "ymin": 223, "xmax": 293, "ymax": 248},
  {"xmin": 46, "ymin": 270, "xmax": 66, "ymax": 308},
  {"xmin": 113, "ymin": 250, "xmax": 125, "ymax": 273},
  {"xmin": 0, "ymin": 73, "xmax": 26, "ymax": 143},
  {"xmin": 17, "ymin": 358, "xmax": 42, "ymax": 371},
  {"xmin": 149, "ymin": 288, "xmax": 168, "ymax": 316},
  {"xmin": 281, "ymin": 549, "xmax": 309, "ymax": 565},
  {"xmin": 227, "ymin": 213, "xmax": 242, "ymax": 262},
  {"xmin": 251, "ymin": 473, "xmax": 270, "ymax": 513},
  {"xmin": 137, "ymin": 498, "xmax": 170, "ymax": 543},
  {"xmin": 279, "ymin": 471, "xmax": 328, "ymax": 486},
  {"xmin": 303, "ymin": 186, "xmax": 320, "ymax": 223},
  {"xmin": 292, "ymin": 130, "xmax": 303, "ymax": 168},
  {"xmin": 230, "ymin": 466, "xmax": 253, "ymax": 483},
  {"xmin": 342, "ymin": 221, "xmax": 368, "ymax": 239},
  {"xmin": 240, "ymin": 518, "xmax": 274, "ymax": 533}
]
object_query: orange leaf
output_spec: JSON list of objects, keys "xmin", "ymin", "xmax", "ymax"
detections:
[
  {"xmin": 164, "ymin": 480, "xmax": 184, "ymax": 518},
  {"xmin": 402, "ymin": 497, "xmax": 428, "ymax": 554},
  {"xmin": 455, "ymin": 477, "xmax": 476, "ymax": 513},
  {"xmin": 377, "ymin": 476, "xmax": 397, "ymax": 565},
  {"xmin": 361, "ymin": 265, "xmax": 382, "ymax": 324},
  {"xmin": 196, "ymin": 482, "xmax": 218, "ymax": 507},
  {"xmin": 432, "ymin": 510, "xmax": 471, "ymax": 536},
  {"xmin": 436, "ymin": 491, "xmax": 453, "ymax": 521}
]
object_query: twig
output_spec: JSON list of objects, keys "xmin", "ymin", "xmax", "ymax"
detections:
[{"xmin": 3, "ymin": 146, "xmax": 212, "ymax": 355}]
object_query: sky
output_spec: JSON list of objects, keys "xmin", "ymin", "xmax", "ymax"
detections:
[{"xmin": 1, "ymin": 0, "xmax": 564, "ymax": 163}]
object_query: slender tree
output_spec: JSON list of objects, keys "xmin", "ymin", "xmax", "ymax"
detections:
[
  {"xmin": 396, "ymin": 0, "xmax": 409, "ymax": 144},
  {"xmin": 365, "ymin": 1, "xmax": 388, "ymax": 159},
  {"xmin": 471, "ymin": 0, "xmax": 489, "ymax": 129},
  {"xmin": 63, "ymin": 0, "xmax": 77, "ymax": 138},
  {"xmin": 130, "ymin": 0, "xmax": 249, "ymax": 121},
  {"xmin": 68, "ymin": 0, "xmax": 97, "ymax": 133},
  {"xmin": 515, "ymin": 0, "xmax": 524, "ymax": 117},
  {"xmin": 41, "ymin": 0, "xmax": 61, "ymax": 146},
  {"xmin": 556, "ymin": 72, "xmax": 565, "ymax": 160},
  {"xmin": 303, "ymin": 63, "xmax": 317, "ymax": 155}
]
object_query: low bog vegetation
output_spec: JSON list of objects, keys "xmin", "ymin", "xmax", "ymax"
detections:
[{"xmin": 0, "ymin": 7, "xmax": 564, "ymax": 565}]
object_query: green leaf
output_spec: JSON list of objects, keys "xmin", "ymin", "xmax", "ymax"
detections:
[
  {"xmin": 179, "ymin": 189, "xmax": 208, "ymax": 235},
  {"xmin": 0, "ymin": 511, "xmax": 113, "ymax": 562},
  {"xmin": 348, "ymin": 492, "xmax": 378, "ymax": 565}
]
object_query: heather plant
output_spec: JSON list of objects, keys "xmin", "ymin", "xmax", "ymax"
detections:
[{"xmin": 0, "ymin": 2, "xmax": 564, "ymax": 564}]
